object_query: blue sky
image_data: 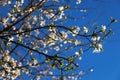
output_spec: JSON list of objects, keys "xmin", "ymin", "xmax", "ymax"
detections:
[
  {"xmin": 0, "ymin": 0, "xmax": 120, "ymax": 80},
  {"xmin": 80, "ymin": 0, "xmax": 120, "ymax": 80}
]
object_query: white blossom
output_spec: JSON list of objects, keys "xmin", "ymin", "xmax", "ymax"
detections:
[
  {"xmin": 33, "ymin": 59, "xmax": 38, "ymax": 65},
  {"xmin": 75, "ymin": 52, "xmax": 79, "ymax": 56},
  {"xmin": 49, "ymin": 71, "xmax": 53, "ymax": 75},
  {"xmin": 90, "ymin": 68, "xmax": 94, "ymax": 72},
  {"xmin": 11, "ymin": 16, "xmax": 16, "ymax": 21},
  {"xmin": 79, "ymin": 71, "xmax": 84, "ymax": 75},
  {"xmin": 91, "ymin": 36, "xmax": 97, "ymax": 41},
  {"xmin": 79, "ymin": 48, "xmax": 83, "ymax": 54},
  {"xmin": 78, "ymin": 56, "xmax": 82, "ymax": 60},
  {"xmin": 8, "ymin": 37, "xmax": 14, "ymax": 41},
  {"xmin": 54, "ymin": 46, "xmax": 60, "ymax": 51},
  {"xmin": 74, "ymin": 40, "xmax": 80, "ymax": 45},
  {"xmin": 93, "ymin": 43, "xmax": 103, "ymax": 53},
  {"xmin": 8, "ymin": 1, "xmax": 11, "ymax": 4},
  {"xmin": 21, "ymin": 0, "xmax": 24, "ymax": 4},
  {"xmin": 97, "ymin": 36, "xmax": 101, "ymax": 41},
  {"xmin": 59, "ymin": 11, "xmax": 65, "ymax": 19},
  {"xmin": 83, "ymin": 26, "xmax": 89, "ymax": 33},
  {"xmin": 61, "ymin": 31, "xmax": 68, "ymax": 38},
  {"xmin": 101, "ymin": 25, "xmax": 106, "ymax": 32},
  {"xmin": 58, "ymin": 6, "xmax": 64, "ymax": 11},
  {"xmin": 92, "ymin": 36, "xmax": 101, "ymax": 41},
  {"xmin": 40, "ymin": 21, "xmax": 45, "ymax": 27},
  {"xmin": 76, "ymin": 0, "xmax": 82, "ymax": 4},
  {"xmin": 33, "ymin": 16, "xmax": 37, "ymax": 21}
]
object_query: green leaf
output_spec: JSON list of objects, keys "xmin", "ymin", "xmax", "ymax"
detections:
[
  {"xmin": 6, "ymin": 42, "xmax": 11, "ymax": 47},
  {"xmin": 60, "ymin": 61, "xmax": 64, "ymax": 67},
  {"xmin": 26, "ymin": 27, "xmax": 32, "ymax": 31},
  {"xmin": 45, "ymin": 58, "xmax": 50, "ymax": 62},
  {"xmin": 50, "ymin": 22, "xmax": 55, "ymax": 27},
  {"xmin": 52, "ymin": 64, "xmax": 56, "ymax": 69},
  {"xmin": 65, "ymin": 5, "xmax": 70, "ymax": 9},
  {"xmin": 68, "ymin": 56, "xmax": 73, "ymax": 62},
  {"xmin": 32, "ymin": 58, "xmax": 36, "ymax": 61},
  {"xmin": 111, "ymin": 19, "xmax": 118, "ymax": 23},
  {"xmin": 17, "ymin": 39, "xmax": 21, "ymax": 43},
  {"xmin": 65, "ymin": 67, "xmax": 70, "ymax": 71},
  {"xmin": 56, "ymin": 54, "xmax": 60, "ymax": 57}
]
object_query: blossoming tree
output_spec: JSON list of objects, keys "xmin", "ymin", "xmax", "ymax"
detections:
[{"xmin": 0, "ymin": 0, "xmax": 117, "ymax": 80}]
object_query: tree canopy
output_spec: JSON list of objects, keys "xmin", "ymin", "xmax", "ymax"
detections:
[{"xmin": 0, "ymin": 0, "xmax": 117, "ymax": 80}]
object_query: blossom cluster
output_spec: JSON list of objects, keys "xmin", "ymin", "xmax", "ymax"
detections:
[{"xmin": 0, "ymin": 50, "xmax": 22, "ymax": 80}]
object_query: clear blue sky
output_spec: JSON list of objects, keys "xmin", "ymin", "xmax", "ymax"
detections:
[{"xmin": 80, "ymin": 0, "xmax": 120, "ymax": 80}]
